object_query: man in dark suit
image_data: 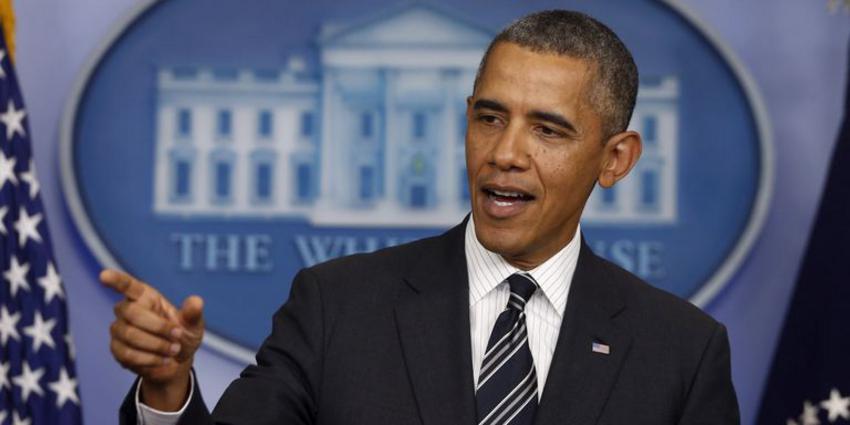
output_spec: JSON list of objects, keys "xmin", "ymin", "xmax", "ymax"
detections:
[{"xmin": 104, "ymin": 10, "xmax": 740, "ymax": 425}]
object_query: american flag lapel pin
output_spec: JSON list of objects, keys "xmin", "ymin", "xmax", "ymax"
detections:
[{"xmin": 592, "ymin": 341, "xmax": 611, "ymax": 355}]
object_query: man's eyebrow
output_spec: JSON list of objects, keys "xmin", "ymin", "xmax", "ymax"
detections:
[
  {"xmin": 472, "ymin": 99, "xmax": 508, "ymax": 113},
  {"xmin": 529, "ymin": 110, "xmax": 577, "ymax": 134}
]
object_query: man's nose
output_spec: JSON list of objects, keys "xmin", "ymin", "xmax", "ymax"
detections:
[{"xmin": 488, "ymin": 124, "xmax": 530, "ymax": 171}]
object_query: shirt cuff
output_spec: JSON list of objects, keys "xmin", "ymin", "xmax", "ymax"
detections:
[{"xmin": 135, "ymin": 371, "xmax": 195, "ymax": 425}]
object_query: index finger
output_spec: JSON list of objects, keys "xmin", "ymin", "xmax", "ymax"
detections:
[{"xmin": 100, "ymin": 269, "xmax": 149, "ymax": 301}]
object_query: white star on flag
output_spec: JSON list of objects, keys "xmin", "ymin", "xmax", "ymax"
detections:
[
  {"xmin": 0, "ymin": 205, "xmax": 7, "ymax": 234},
  {"xmin": 0, "ymin": 99, "xmax": 26, "ymax": 140},
  {"xmin": 0, "ymin": 50, "xmax": 7, "ymax": 79},
  {"xmin": 13, "ymin": 207, "xmax": 42, "ymax": 247},
  {"xmin": 800, "ymin": 400, "xmax": 821, "ymax": 425},
  {"xmin": 48, "ymin": 367, "xmax": 80, "ymax": 408},
  {"xmin": 12, "ymin": 411, "xmax": 30, "ymax": 425},
  {"xmin": 65, "ymin": 333, "xmax": 76, "ymax": 360},
  {"xmin": 38, "ymin": 263, "xmax": 64, "ymax": 303},
  {"xmin": 12, "ymin": 362, "xmax": 44, "ymax": 402},
  {"xmin": 0, "ymin": 361, "xmax": 10, "ymax": 389},
  {"xmin": 0, "ymin": 306, "xmax": 20, "ymax": 344},
  {"xmin": 821, "ymin": 388, "xmax": 850, "ymax": 422},
  {"xmin": 19, "ymin": 160, "xmax": 38, "ymax": 199},
  {"xmin": 4, "ymin": 257, "xmax": 30, "ymax": 296},
  {"xmin": 0, "ymin": 150, "xmax": 17, "ymax": 189},
  {"xmin": 23, "ymin": 311, "xmax": 57, "ymax": 351}
]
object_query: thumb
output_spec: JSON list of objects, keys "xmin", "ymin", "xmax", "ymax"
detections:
[
  {"xmin": 174, "ymin": 296, "xmax": 204, "ymax": 363},
  {"xmin": 179, "ymin": 295, "xmax": 204, "ymax": 332}
]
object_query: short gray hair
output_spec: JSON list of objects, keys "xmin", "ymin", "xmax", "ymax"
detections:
[{"xmin": 475, "ymin": 10, "xmax": 639, "ymax": 139}]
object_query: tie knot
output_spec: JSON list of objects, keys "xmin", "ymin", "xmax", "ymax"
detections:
[{"xmin": 506, "ymin": 273, "xmax": 538, "ymax": 309}]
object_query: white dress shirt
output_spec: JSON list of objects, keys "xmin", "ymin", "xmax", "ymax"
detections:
[
  {"xmin": 466, "ymin": 217, "xmax": 580, "ymax": 398},
  {"xmin": 135, "ymin": 371, "xmax": 193, "ymax": 424},
  {"xmin": 139, "ymin": 218, "xmax": 581, "ymax": 421}
]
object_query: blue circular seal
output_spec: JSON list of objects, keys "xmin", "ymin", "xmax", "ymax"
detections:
[{"xmin": 61, "ymin": 0, "xmax": 771, "ymax": 362}]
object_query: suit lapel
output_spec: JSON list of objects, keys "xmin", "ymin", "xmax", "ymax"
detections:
[
  {"xmin": 535, "ymin": 239, "xmax": 632, "ymax": 425},
  {"xmin": 394, "ymin": 221, "xmax": 477, "ymax": 425}
]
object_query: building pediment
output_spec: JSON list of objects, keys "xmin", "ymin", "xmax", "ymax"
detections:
[{"xmin": 319, "ymin": 3, "xmax": 492, "ymax": 49}]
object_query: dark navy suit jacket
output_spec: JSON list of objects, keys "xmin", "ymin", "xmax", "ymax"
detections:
[{"xmin": 120, "ymin": 221, "xmax": 740, "ymax": 424}]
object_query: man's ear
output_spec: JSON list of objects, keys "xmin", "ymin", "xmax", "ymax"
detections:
[{"xmin": 598, "ymin": 130, "xmax": 642, "ymax": 188}]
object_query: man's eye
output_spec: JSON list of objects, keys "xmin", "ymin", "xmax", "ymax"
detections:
[
  {"xmin": 537, "ymin": 126, "xmax": 562, "ymax": 137},
  {"xmin": 478, "ymin": 114, "xmax": 499, "ymax": 124}
]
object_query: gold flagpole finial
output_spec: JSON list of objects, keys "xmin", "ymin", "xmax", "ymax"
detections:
[
  {"xmin": 828, "ymin": 0, "xmax": 850, "ymax": 14},
  {"xmin": 0, "ymin": 0, "xmax": 14, "ymax": 64}
]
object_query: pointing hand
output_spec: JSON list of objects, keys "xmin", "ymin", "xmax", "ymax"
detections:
[{"xmin": 101, "ymin": 269, "xmax": 205, "ymax": 411}]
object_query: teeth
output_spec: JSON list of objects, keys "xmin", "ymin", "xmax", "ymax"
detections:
[
  {"xmin": 492, "ymin": 189, "xmax": 523, "ymax": 198},
  {"xmin": 494, "ymin": 200, "xmax": 514, "ymax": 207}
]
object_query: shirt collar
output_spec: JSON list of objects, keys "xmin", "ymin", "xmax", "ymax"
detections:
[{"xmin": 465, "ymin": 216, "xmax": 581, "ymax": 317}]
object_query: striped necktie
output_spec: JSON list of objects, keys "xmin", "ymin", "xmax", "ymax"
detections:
[{"xmin": 475, "ymin": 272, "xmax": 539, "ymax": 425}]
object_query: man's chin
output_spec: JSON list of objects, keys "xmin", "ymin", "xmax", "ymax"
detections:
[{"xmin": 473, "ymin": 224, "xmax": 526, "ymax": 257}]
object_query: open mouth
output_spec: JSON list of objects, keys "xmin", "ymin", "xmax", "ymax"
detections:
[{"xmin": 483, "ymin": 188, "xmax": 535, "ymax": 207}]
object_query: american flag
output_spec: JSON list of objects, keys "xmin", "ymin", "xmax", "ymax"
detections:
[
  {"xmin": 0, "ymin": 23, "xmax": 83, "ymax": 425},
  {"xmin": 757, "ymin": 37, "xmax": 850, "ymax": 425}
]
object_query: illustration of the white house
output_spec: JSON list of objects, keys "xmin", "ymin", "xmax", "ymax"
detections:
[{"xmin": 152, "ymin": 4, "xmax": 679, "ymax": 226}]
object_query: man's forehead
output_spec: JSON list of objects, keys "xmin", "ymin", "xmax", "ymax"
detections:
[{"xmin": 476, "ymin": 42, "xmax": 596, "ymax": 110}]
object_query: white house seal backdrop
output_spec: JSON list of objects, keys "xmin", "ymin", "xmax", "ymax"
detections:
[{"xmin": 61, "ymin": 0, "xmax": 771, "ymax": 362}]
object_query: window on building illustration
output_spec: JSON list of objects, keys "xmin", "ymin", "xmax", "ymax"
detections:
[
  {"xmin": 410, "ymin": 153, "xmax": 427, "ymax": 177},
  {"xmin": 360, "ymin": 112, "xmax": 373, "ymax": 139},
  {"xmin": 215, "ymin": 161, "xmax": 232, "ymax": 200},
  {"xmin": 413, "ymin": 112, "xmax": 427, "ymax": 139},
  {"xmin": 255, "ymin": 162, "xmax": 273, "ymax": 201},
  {"xmin": 217, "ymin": 109, "xmax": 232, "ymax": 138},
  {"xmin": 212, "ymin": 68, "xmax": 238, "ymax": 81},
  {"xmin": 641, "ymin": 169, "xmax": 659, "ymax": 209},
  {"xmin": 172, "ymin": 67, "xmax": 198, "ymax": 80},
  {"xmin": 359, "ymin": 166, "xmax": 374, "ymax": 201},
  {"xmin": 258, "ymin": 110, "xmax": 273, "ymax": 138},
  {"xmin": 410, "ymin": 184, "xmax": 427, "ymax": 208},
  {"xmin": 177, "ymin": 109, "xmax": 192, "ymax": 137},
  {"xmin": 296, "ymin": 163, "xmax": 312, "ymax": 201},
  {"xmin": 174, "ymin": 159, "xmax": 191, "ymax": 199},
  {"xmin": 301, "ymin": 112, "xmax": 314, "ymax": 138},
  {"xmin": 643, "ymin": 116, "xmax": 657, "ymax": 144},
  {"xmin": 253, "ymin": 69, "xmax": 279, "ymax": 82},
  {"xmin": 601, "ymin": 185, "xmax": 617, "ymax": 207}
]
